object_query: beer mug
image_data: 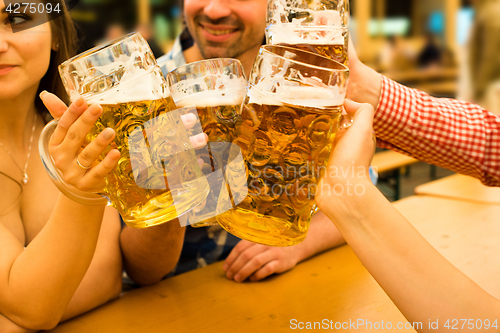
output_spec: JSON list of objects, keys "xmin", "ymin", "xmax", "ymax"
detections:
[
  {"xmin": 216, "ymin": 45, "xmax": 350, "ymax": 247},
  {"xmin": 266, "ymin": 0, "xmax": 350, "ymax": 65},
  {"xmin": 39, "ymin": 33, "xmax": 210, "ymax": 228},
  {"xmin": 167, "ymin": 59, "xmax": 248, "ymax": 228}
]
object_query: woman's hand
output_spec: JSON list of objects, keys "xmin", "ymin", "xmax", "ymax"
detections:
[
  {"xmin": 40, "ymin": 92, "xmax": 120, "ymax": 193},
  {"xmin": 39, "ymin": 92, "xmax": 208, "ymax": 193},
  {"xmin": 316, "ymin": 99, "xmax": 376, "ymax": 209}
]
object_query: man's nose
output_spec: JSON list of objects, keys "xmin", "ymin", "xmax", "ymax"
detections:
[{"xmin": 203, "ymin": 0, "xmax": 232, "ymax": 21}]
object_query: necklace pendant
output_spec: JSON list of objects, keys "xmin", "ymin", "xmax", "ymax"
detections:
[{"xmin": 22, "ymin": 174, "xmax": 29, "ymax": 184}]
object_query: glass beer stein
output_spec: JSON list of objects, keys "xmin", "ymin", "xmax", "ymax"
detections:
[
  {"xmin": 266, "ymin": 0, "xmax": 350, "ymax": 65},
  {"xmin": 39, "ymin": 33, "xmax": 209, "ymax": 228},
  {"xmin": 167, "ymin": 59, "xmax": 248, "ymax": 228},
  {"xmin": 215, "ymin": 45, "xmax": 350, "ymax": 247}
]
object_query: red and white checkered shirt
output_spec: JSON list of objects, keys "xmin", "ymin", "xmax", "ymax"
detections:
[{"xmin": 374, "ymin": 76, "xmax": 500, "ymax": 187}]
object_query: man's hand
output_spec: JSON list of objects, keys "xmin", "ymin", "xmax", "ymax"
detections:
[
  {"xmin": 346, "ymin": 39, "xmax": 382, "ymax": 110},
  {"xmin": 223, "ymin": 210, "xmax": 345, "ymax": 282},
  {"xmin": 223, "ymin": 240, "xmax": 299, "ymax": 282}
]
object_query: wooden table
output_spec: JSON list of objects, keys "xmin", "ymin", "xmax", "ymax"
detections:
[
  {"xmin": 415, "ymin": 174, "xmax": 500, "ymax": 205},
  {"xmin": 46, "ymin": 196, "xmax": 500, "ymax": 333}
]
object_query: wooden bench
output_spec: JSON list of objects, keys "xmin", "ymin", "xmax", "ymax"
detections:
[{"xmin": 371, "ymin": 150, "xmax": 419, "ymax": 200}]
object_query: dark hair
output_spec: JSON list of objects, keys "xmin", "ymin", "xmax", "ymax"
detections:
[{"xmin": 35, "ymin": 0, "xmax": 78, "ymax": 123}]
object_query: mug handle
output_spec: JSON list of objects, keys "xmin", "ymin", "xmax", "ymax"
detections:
[
  {"xmin": 340, "ymin": 107, "xmax": 354, "ymax": 129},
  {"xmin": 38, "ymin": 119, "xmax": 109, "ymax": 206}
]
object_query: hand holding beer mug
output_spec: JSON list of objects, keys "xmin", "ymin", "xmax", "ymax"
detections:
[
  {"xmin": 216, "ymin": 45, "xmax": 350, "ymax": 247},
  {"xmin": 266, "ymin": 0, "xmax": 349, "ymax": 65},
  {"xmin": 39, "ymin": 33, "xmax": 209, "ymax": 228},
  {"xmin": 167, "ymin": 59, "xmax": 248, "ymax": 228}
]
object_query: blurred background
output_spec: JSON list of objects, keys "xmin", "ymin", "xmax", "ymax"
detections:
[{"xmin": 68, "ymin": 0, "xmax": 500, "ymax": 200}]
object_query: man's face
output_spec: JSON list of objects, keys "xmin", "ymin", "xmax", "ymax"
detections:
[{"xmin": 184, "ymin": 0, "xmax": 267, "ymax": 59}]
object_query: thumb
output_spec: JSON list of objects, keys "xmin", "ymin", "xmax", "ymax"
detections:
[
  {"xmin": 343, "ymin": 99, "xmax": 375, "ymax": 133},
  {"xmin": 329, "ymin": 99, "xmax": 376, "ymax": 170}
]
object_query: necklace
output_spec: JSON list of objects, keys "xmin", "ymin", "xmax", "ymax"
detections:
[{"xmin": 0, "ymin": 112, "xmax": 37, "ymax": 184}]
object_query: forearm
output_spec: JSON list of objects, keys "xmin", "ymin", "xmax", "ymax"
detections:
[
  {"xmin": 322, "ymin": 180, "xmax": 500, "ymax": 326},
  {"xmin": 61, "ymin": 207, "xmax": 123, "ymax": 322},
  {"xmin": 291, "ymin": 210, "xmax": 345, "ymax": 264},
  {"xmin": 1, "ymin": 195, "xmax": 105, "ymax": 329},
  {"xmin": 61, "ymin": 260, "xmax": 122, "ymax": 322},
  {"xmin": 120, "ymin": 220, "xmax": 185, "ymax": 286},
  {"xmin": 0, "ymin": 314, "xmax": 35, "ymax": 333},
  {"xmin": 374, "ymin": 77, "xmax": 500, "ymax": 186}
]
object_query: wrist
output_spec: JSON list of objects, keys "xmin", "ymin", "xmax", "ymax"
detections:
[
  {"xmin": 347, "ymin": 62, "xmax": 382, "ymax": 110},
  {"xmin": 317, "ymin": 177, "xmax": 374, "ymax": 219}
]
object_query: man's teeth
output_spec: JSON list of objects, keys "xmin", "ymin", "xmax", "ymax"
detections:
[{"xmin": 205, "ymin": 28, "xmax": 235, "ymax": 35}]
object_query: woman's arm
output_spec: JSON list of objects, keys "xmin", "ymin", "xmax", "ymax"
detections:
[
  {"xmin": 61, "ymin": 206, "xmax": 122, "ymax": 321},
  {"xmin": 41, "ymin": 92, "xmax": 205, "ymax": 287},
  {"xmin": 0, "ymin": 96, "xmax": 121, "ymax": 330},
  {"xmin": 0, "ymin": 196, "xmax": 107, "ymax": 330},
  {"xmin": 0, "ymin": 314, "xmax": 35, "ymax": 333},
  {"xmin": 316, "ymin": 100, "xmax": 500, "ymax": 331}
]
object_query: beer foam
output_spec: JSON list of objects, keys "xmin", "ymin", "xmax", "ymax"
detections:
[
  {"xmin": 248, "ymin": 85, "xmax": 345, "ymax": 108},
  {"xmin": 174, "ymin": 90, "xmax": 246, "ymax": 108},
  {"xmin": 85, "ymin": 67, "xmax": 169, "ymax": 105},
  {"xmin": 268, "ymin": 0, "xmax": 343, "ymax": 27},
  {"xmin": 266, "ymin": 26, "xmax": 346, "ymax": 46},
  {"xmin": 170, "ymin": 75, "xmax": 247, "ymax": 103}
]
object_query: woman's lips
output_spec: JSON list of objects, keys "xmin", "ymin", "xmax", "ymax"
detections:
[
  {"xmin": 199, "ymin": 24, "xmax": 239, "ymax": 42},
  {"xmin": 0, "ymin": 65, "xmax": 16, "ymax": 76}
]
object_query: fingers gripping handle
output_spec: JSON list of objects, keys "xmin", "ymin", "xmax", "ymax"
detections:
[{"xmin": 38, "ymin": 119, "xmax": 109, "ymax": 206}]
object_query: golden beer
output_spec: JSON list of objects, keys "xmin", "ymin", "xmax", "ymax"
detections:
[
  {"xmin": 175, "ymin": 91, "xmax": 243, "ymax": 141},
  {"xmin": 174, "ymin": 91, "xmax": 245, "ymax": 227},
  {"xmin": 86, "ymin": 95, "xmax": 210, "ymax": 228},
  {"xmin": 216, "ymin": 88, "xmax": 343, "ymax": 246},
  {"xmin": 167, "ymin": 59, "xmax": 247, "ymax": 228},
  {"xmin": 40, "ymin": 33, "xmax": 211, "ymax": 228}
]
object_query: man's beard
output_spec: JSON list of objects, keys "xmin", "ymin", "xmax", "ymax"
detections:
[{"xmin": 190, "ymin": 15, "xmax": 245, "ymax": 59}]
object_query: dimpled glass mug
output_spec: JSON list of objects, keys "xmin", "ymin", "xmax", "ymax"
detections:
[
  {"xmin": 215, "ymin": 45, "xmax": 350, "ymax": 247},
  {"xmin": 39, "ymin": 33, "xmax": 209, "ymax": 228},
  {"xmin": 266, "ymin": 0, "xmax": 350, "ymax": 65},
  {"xmin": 167, "ymin": 59, "xmax": 248, "ymax": 228}
]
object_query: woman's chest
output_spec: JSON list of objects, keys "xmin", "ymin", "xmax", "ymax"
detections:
[{"xmin": 0, "ymin": 170, "xmax": 59, "ymax": 246}]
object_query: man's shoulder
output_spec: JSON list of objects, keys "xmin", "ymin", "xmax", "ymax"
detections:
[{"xmin": 157, "ymin": 37, "xmax": 186, "ymax": 76}]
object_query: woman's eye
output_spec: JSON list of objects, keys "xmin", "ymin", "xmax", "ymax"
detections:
[{"xmin": 8, "ymin": 15, "xmax": 29, "ymax": 26}]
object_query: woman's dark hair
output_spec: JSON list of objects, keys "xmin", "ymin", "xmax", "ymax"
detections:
[{"xmin": 35, "ymin": 0, "xmax": 78, "ymax": 122}]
